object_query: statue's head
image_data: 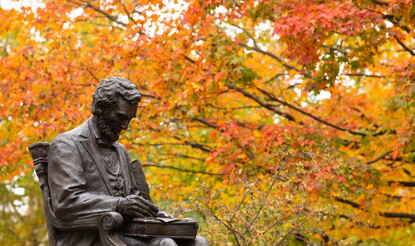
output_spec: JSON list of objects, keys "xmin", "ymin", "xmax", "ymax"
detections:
[
  {"xmin": 92, "ymin": 77, "xmax": 142, "ymax": 142},
  {"xmin": 92, "ymin": 77, "xmax": 141, "ymax": 115}
]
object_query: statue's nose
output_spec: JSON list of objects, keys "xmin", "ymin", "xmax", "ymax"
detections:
[
  {"xmin": 121, "ymin": 123, "xmax": 128, "ymax": 130},
  {"xmin": 120, "ymin": 119, "xmax": 130, "ymax": 130}
]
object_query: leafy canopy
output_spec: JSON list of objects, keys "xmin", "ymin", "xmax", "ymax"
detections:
[{"xmin": 1, "ymin": 0, "xmax": 415, "ymax": 244}]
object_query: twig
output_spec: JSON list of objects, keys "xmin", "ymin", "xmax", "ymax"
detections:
[
  {"xmin": 228, "ymin": 85, "xmax": 298, "ymax": 122},
  {"xmin": 183, "ymin": 55, "xmax": 196, "ymax": 64},
  {"xmin": 366, "ymin": 151, "xmax": 392, "ymax": 164},
  {"xmin": 82, "ymin": 63, "xmax": 100, "ymax": 83},
  {"xmin": 71, "ymin": 0, "xmax": 127, "ymax": 27},
  {"xmin": 238, "ymin": 43, "xmax": 312, "ymax": 78},
  {"xmin": 134, "ymin": 142, "xmax": 212, "ymax": 153},
  {"xmin": 264, "ymin": 73, "xmax": 286, "ymax": 84},
  {"xmin": 243, "ymin": 156, "xmax": 292, "ymax": 235},
  {"xmin": 233, "ymin": 24, "xmax": 311, "ymax": 78},
  {"xmin": 193, "ymin": 118, "xmax": 219, "ymax": 130},
  {"xmin": 142, "ymin": 163, "xmax": 222, "ymax": 176},
  {"xmin": 121, "ymin": 3, "xmax": 137, "ymax": 25},
  {"xmin": 207, "ymin": 206, "xmax": 244, "ymax": 245}
]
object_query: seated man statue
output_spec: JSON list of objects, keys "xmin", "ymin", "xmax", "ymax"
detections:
[{"xmin": 48, "ymin": 76, "xmax": 208, "ymax": 246}]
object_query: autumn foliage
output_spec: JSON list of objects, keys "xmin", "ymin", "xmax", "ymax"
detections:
[{"xmin": 1, "ymin": 0, "xmax": 415, "ymax": 245}]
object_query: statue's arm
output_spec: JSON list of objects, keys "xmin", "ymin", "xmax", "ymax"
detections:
[{"xmin": 48, "ymin": 135, "xmax": 121, "ymax": 221}]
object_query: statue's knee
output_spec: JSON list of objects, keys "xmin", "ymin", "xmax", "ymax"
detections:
[
  {"xmin": 194, "ymin": 236, "xmax": 209, "ymax": 246},
  {"xmin": 160, "ymin": 238, "xmax": 178, "ymax": 246}
]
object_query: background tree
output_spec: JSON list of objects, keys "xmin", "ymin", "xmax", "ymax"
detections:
[{"xmin": 1, "ymin": 0, "xmax": 414, "ymax": 245}]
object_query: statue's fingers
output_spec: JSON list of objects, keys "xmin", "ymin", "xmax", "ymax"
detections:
[
  {"xmin": 137, "ymin": 196, "xmax": 159, "ymax": 212},
  {"xmin": 122, "ymin": 205, "xmax": 145, "ymax": 218},
  {"xmin": 135, "ymin": 201, "xmax": 158, "ymax": 216},
  {"xmin": 132, "ymin": 205, "xmax": 153, "ymax": 217},
  {"xmin": 128, "ymin": 196, "xmax": 158, "ymax": 216},
  {"xmin": 129, "ymin": 211, "xmax": 145, "ymax": 218},
  {"xmin": 142, "ymin": 205, "xmax": 158, "ymax": 217}
]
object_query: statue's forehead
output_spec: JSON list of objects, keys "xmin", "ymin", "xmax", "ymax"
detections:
[{"xmin": 115, "ymin": 97, "xmax": 138, "ymax": 117}]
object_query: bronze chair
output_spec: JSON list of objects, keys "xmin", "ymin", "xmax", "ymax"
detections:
[{"xmin": 29, "ymin": 142, "xmax": 135, "ymax": 246}]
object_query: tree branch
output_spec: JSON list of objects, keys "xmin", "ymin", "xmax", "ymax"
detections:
[
  {"xmin": 335, "ymin": 196, "xmax": 415, "ymax": 222},
  {"xmin": 372, "ymin": 0, "xmax": 389, "ymax": 6},
  {"xmin": 158, "ymin": 153, "xmax": 206, "ymax": 162},
  {"xmin": 230, "ymin": 24, "xmax": 259, "ymax": 49},
  {"xmin": 142, "ymin": 163, "xmax": 222, "ymax": 176},
  {"xmin": 364, "ymin": 7, "xmax": 412, "ymax": 33},
  {"xmin": 383, "ymin": 15, "xmax": 412, "ymax": 33},
  {"xmin": 334, "ymin": 197, "xmax": 361, "ymax": 208},
  {"xmin": 256, "ymin": 87, "xmax": 369, "ymax": 136},
  {"xmin": 388, "ymin": 181, "xmax": 415, "ymax": 187},
  {"xmin": 71, "ymin": 0, "xmax": 127, "ymax": 27},
  {"xmin": 228, "ymin": 85, "xmax": 298, "ymax": 122},
  {"xmin": 380, "ymin": 212, "xmax": 415, "ymax": 221},
  {"xmin": 238, "ymin": 43, "xmax": 312, "ymax": 78},
  {"xmin": 212, "ymin": 105, "xmax": 273, "ymax": 110},
  {"xmin": 394, "ymin": 36, "xmax": 415, "ymax": 56},
  {"xmin": 134, "ymin": 142, "xmax": 212, "ymax": 153},
  {"xmin": 343, "ymin": 73, "xmax": 386, "ymax": 78}
]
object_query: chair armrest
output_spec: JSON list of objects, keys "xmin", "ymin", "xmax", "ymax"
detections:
[
  {"xmin": 51, "ymin": 211, "xmax": 126, "ymax": 246},
  {"xmin": 51, "ymin": 211, "xmax": 103, "ymax": 231},
  {"xmin": 99, "ymin": 212, "xmax": 126, "ymax": 246}
]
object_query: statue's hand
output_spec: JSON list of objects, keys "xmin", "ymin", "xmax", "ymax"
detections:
[
  {"xmin": 116, "ymin": 195, "xmax": 159, "ymax": 218},
  {"xmin": 156, "ymin": 210, "xmax": 174, "ymax": 219}
]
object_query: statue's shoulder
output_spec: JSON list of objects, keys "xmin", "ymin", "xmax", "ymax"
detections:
[{"xmin": 51, "ymin": 120, "xmax": 90, "ymax": 146}]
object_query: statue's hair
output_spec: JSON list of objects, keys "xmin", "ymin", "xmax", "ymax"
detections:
[{"xmin": 91, "ymin": 77, "xmax": 141, "ymax": 115}]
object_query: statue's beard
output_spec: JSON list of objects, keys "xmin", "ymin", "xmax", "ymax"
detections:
[{"xmin": 98, "ymin": 114, "xmax": 120, "ymax": 142}]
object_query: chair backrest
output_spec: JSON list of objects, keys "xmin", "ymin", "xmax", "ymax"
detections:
[
  {"xmin": 28, "ymin": 142, "xmax": 58, "ymax": 245},
  {"xmin": 130, "ymin": 160, "xmax": 152, "ymax": 202}
]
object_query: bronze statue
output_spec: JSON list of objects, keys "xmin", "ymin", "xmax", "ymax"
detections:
[{"xmin": 44, "ymin": 77, "xmax": 208, "ymax": 246}]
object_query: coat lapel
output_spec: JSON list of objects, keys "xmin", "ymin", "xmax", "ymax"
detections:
[
  {"xmin": 80, "ymin": 138, "xmax": 113, "ymax": 195},
  {"xmin": 78, "ymin": 119, "xmax": 113, "ymax": 195}
]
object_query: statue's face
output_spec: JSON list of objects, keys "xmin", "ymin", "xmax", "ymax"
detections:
[{"xmin": 98, "ymin": 96, "xmax": 138, "ymax": 142}]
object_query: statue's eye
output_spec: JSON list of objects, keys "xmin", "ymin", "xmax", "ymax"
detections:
[{"xmin": 116, "ymin": 113, "xmax": 127, "ymax": 119}]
